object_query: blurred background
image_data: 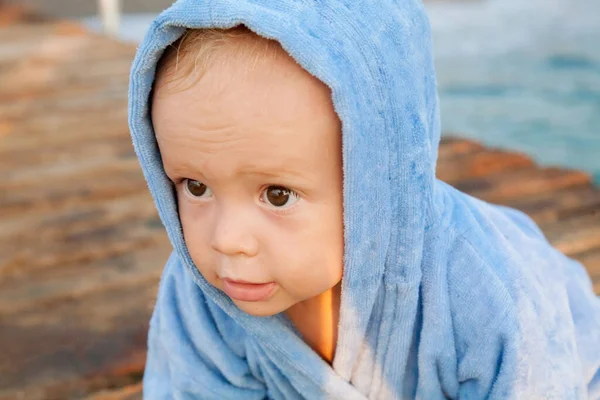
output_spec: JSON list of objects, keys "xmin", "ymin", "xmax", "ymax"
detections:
[
  {"xmin": 11, "ymin": 0, "xmax": 600, "ymax": 180},
  {"xmin": 427, "ymin": 0, "xmax": 600, "ymax": 183},
  {"xmin": 26, "ymin": 0, "xmax": 599, "ymax": 182},
  {"xmin": 1, "ymin": 0, "xmax": 598, "ymax": 399}
]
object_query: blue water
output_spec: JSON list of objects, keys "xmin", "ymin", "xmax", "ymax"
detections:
[
  {"xmin": 84, "ymin": 0, "xmax": 600, "ymax": 181},
  {"xmin": 426, "ymin": 0, "xmax": 600, "ymax": 182}
]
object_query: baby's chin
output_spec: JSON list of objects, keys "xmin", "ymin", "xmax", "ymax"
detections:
[
  {"xmin": 232, "ymin": 299, "xmax": 288, "ymax": 317},
  {"xmin": 229, "ymin": 291, "xmax": 298, "ymax": 317}
]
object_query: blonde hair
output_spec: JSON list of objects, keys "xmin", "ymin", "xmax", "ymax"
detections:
[{"xmin": 155, "ymin": 25, "xmax": 287, "ymax": 91}]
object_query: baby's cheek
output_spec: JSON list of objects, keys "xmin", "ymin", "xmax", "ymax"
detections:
[
  {"xmin": 179, "ymin": 213, "xmax": 219, "ymax": 284},
  {"xmin": 276, "ymin": 245, "xmax": 339, "ymax": 299},
  {"xmin": 273, "ymin": 213, "xmax": 342, "ymax": 294}
]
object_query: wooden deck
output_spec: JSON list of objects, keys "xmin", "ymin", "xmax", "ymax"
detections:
[{"xmin": 1, "ymin": 5, "xmax": 598, "ymax": 399}]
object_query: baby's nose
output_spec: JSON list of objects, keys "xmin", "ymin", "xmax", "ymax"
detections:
[{"xmin": 210, "ymin": 205, "xmax": 259, "ymax": 257}]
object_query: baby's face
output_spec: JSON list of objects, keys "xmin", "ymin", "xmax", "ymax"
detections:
[{"xmin": 152, "ymin": 45, "xmax": 344, "ymax": 316}]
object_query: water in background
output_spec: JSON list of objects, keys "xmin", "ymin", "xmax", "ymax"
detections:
[
  {"xmin": 427, "ymin": 0, "xmax": 600, "ymax": 182},
  {"xmin": 83, "ymin": 0, "xmax": 600, "ymax": 181}
]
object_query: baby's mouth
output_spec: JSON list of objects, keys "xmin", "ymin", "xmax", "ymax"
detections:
[{"xmin": 222, "ymin": 278, "xmax": 277, "ymax": 302}]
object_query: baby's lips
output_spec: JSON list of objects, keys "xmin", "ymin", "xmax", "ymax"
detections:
[{"xmin": 222, "ymin": 279, "xmax": 276, "ymax": 302}]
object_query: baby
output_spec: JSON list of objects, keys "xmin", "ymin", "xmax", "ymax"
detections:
[
  {"xmin": 128, "ymin": 1, "xmax": 600, "ymax": 399},
  {"xmin": 152, "ymin": 27, "xmax": 344, "ymax": 362}
]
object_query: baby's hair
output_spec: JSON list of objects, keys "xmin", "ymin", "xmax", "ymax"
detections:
[{"xmin": 155, "ymin": 25, "xmax": 287, "ymax": 92}]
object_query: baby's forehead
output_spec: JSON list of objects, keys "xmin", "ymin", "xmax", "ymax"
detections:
[
  {"xmin": 151, "ymin": 27, "xmax": 342, "ymax": 186},
  {"xmin": 154, "ymin": 26, "xmax": 291, "ymax": 92},
  {"xmin": 153, "ymin": 61, "xmax": 334, "ymax": 139},
  {"xmin": 152, "ymin": 28, "xmax": 337, "ymax": 132},
  {"xmin": 153, "ymin": 33, "xmax": 337, "ymax": 140}
]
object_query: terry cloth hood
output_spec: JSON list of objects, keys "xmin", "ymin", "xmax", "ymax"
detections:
[{"xmin": 128, "ymin": 1, "xmax": 600, "ymax": 398}]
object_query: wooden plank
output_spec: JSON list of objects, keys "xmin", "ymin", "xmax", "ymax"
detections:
[
  {"xmin": 0, "ymin": 281, "xmax": 154, "ymax": 400},
  {"xmin": 0, "ymin": 4, "xmax": 49, "ymax": 27},
  {"xmin": 0, "ymin": 21, "xmax": 131, "ymax": 59},
  {"xmin": 0, "ymin": 11, "xmax": 157, "ymax": 399},
  {"xmin": 437, "ymin": 148, "xmax": 534, "ymax": 183},
  {"xmin": 0, "ymin": 159, "xmax": 147, "ymax": 217},
  {"xmin": 3, "ymin": 144, "xmax": 138, "ymax": 183},
  {"xmin": 0, "ymin": 37, "xmax": 133, "ymax": 65},
  {"xmin": 0, "ymin": 56, "xmax": 132, "ymax": 98},
  {"xmin": 0, "ymin": 77, "xmax": 130, "ymax": 110},
  {"xmin": 84, "ymin": 383, "xmax": 143, "ymax": 400},
  {"xmin": 438, "ymin": 136, "xmax": 484, "ymax": 161},
  {"xmin": 0, "ymin": 133, "xmax": 135, "ymax": 175},
  {"xmin": 0, "ymin": 215, "xmax": 166, "ymax": 283},
  {"xmin": 541, "ymin": 211, "xmax": 600, "ymax": 256},
  {"xmin": 0, "ymin": 28, "xmax": 133, "ymax": 103},
  {"xmin": 0, "ymin": 20, "xmax": 87, "ymax": 44},
  {"xmin": 0, "ymin": 239, "xmax": 170, "ymax": 315},
  {"xmin": 0, "ymin": 32, "xmax": 123, "ymax": 66},
  {"xmin": 572, "ymin": 248, "xmax": 600, "ymax": 283},
  {"xmin": 0, "ymin": 106, "xmax": 128, "ymax": 152},
  {"xmin": 506, "ymin": 186, "xmax": 600, "ymax": 225},
  {"xmin": 451, "ymin": 167, "xmax": 592, "ymax": 204},
  {"xmin": 0, "ymin": 191, "xmax": 154, "ymax": 241},
  {"xmin": 0, "ymin": 191, "xmax": 164, "ymax": 275}
]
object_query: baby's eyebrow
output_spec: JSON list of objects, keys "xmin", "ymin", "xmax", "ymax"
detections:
[
  {"xmin": 248, "ymin": 170, "xmax": 295, "ymax": 179},
  {"xmin": 240, "ymin": 166, "xmax": 311, "ymax": 181},
  {"xmin": 164, "ymin": 161, "xmax": 311, "ymax": 184},
  {"xmin": 162, "ymin": 161, "xmax": 200, "ymax": 181},
  {"xmin": 234, "ymin": 167, "xmax": 316, "ymax": 191}
]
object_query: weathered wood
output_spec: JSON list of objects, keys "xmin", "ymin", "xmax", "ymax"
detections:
[
  {"xmin": 506, "ymin": 186, "xmax": 600, "ymax": 225},
  {"xmin": 0, "ymin": 28, "xmax": 131, "ymax": 66},
  {"xmin": 0, "ymin": 191, "xmax": 153, "ymax": 241},
  {"xmin": 0, "ymin": 133, "xmax": 134, "ymax": 175},
  {"xmin": 0, "ymin": 241, "xmax": 170, "ymax": 316},
  {"xmin": 436, "ymin": 148, "xmax": 534, "ymax": 183},
  {"xmin": 452, "ymin": 166, "xmax": 592, "ymax": 204},
  {"xmin": 0, "ymin": 4, "xmax": 48, "ymax": 27},
  {"xmin": 0, "ymin": 81, "xmax": 130, "ymax": 114},
  {"xmin": 0, "ymin": 57, "xmax": 132, "ymax": 97},
  {"xmin": 0, "ymin": 193, "xmax": 165, "ymax": 279},
  {"xmin": 0, "ymin": 282, "xmax": 154, "ymax": 400},
  {"xmin": 84, "ymin": 383, "xmax": 143, "ymax": 400},
  {"xmin": 2, "ymin": 150, "xmax": 139, "ymax": 185},
  {"xmin": 0, "ymin": 9, "xmax": 163, "ymax": 399},
  {"xmin": 0, "ymin": 160, "xmax": 147, "ymax": 217},
  {"xmin": 0, "ymin": 20, "xmax": 86, "ymax": 44},
  {"xmin": 0, "ymin": 107, "xmax": 129, "ymax": 152},
  {"xmin": 541, "ymin": 211, "xmax": 600, "ymax": 257},
  {"xmin": 437, "ymin": 136, "xmax": 484, "ymax": 161},
  {"xmin": 573, "ymin": 248, "xmax": 600, "ymax": 283},
  {"xmin": 0, "ymin": 33, "xmax": 134, "ymax": 65}
]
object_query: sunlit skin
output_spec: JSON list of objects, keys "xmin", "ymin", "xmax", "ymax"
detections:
[{"xmin": 151, "ymin": 38, "xmax": 344, "ymax": 363}]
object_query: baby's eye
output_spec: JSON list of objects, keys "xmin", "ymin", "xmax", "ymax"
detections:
[
  {"xmin": 184, "ymin": 179, "xmax": 213, "ymax": 199},
  {"xmin": 261, "ymin": 185, "xmax": 299, "ymax": 208}
]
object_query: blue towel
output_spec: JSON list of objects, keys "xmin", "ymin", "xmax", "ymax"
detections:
[{"xmin": 128, "ymin": 1, "xmax": 600, "ymax": 398}]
